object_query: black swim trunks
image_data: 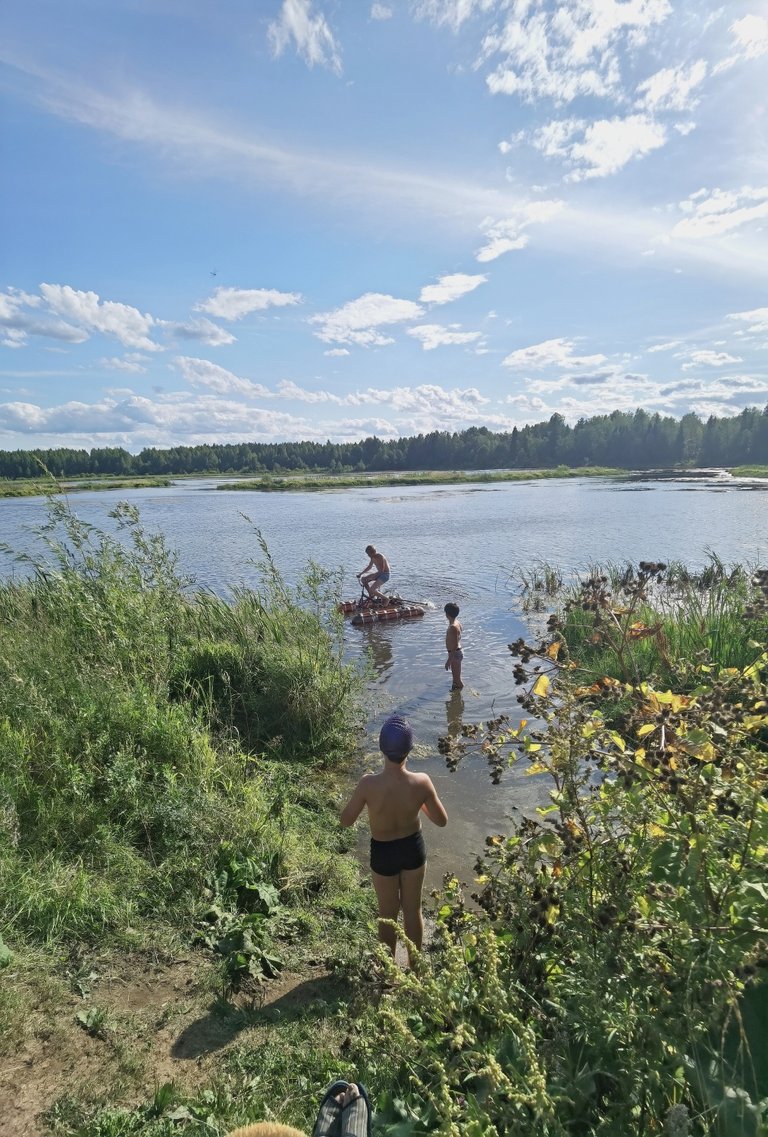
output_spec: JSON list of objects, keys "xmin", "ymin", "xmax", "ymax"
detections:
[{"xmin": 370, "ymin": 830, "xmax": 426, "ymax": 876}]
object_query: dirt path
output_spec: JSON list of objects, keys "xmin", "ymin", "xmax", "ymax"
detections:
[{"xmin": 1, "ymin": 951, "xmax": 334, "ymax": 1137}]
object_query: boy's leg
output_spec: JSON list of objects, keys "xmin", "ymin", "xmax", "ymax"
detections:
[
  {"xmin": 450, "ymin": 655, "xmax": 463, "ymax": 689},
  {"xmin": 399, "ymin": 864, "xmax": 426, "ymax": 965},
  {"xmin": 371, "ymin": 871, "xmax": 400, "ymax": 956}
]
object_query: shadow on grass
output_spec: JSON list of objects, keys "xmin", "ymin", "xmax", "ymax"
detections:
[{"xmin": 171, "ymin": 973, "xmax": 345, "ymax": 1059}]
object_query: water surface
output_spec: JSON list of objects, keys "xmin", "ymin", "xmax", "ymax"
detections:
[{"xmin": 2, "ymin": 473, "xmax": 766, "ymax": 887}]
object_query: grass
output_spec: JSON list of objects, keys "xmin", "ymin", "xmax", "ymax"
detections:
[
  {"xmin": 4, "ymin": 504, "xmax": 767, "ymax": 1136},
  {"xmin": 216, "ymin": 466, "xmax": 622, "ymax": 492},
  {"xmin": 0, "ymin": 498, "xmax": 372, "ymax": 1130},
  {"xmin": 729, "ymin": 465, "xmax": 768, "ymax": 478},
  {"xmin": 0, "ymin": 476, "xmax": 173, "ymax": 498},
  {"xmin": 514, "ymin": 554, "xmax": 768, "ymax": 687}
]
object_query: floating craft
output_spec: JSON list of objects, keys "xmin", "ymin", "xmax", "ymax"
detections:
[{"xmin": 337, "ymin": 594, "xmax": 426, "ymax": 625}]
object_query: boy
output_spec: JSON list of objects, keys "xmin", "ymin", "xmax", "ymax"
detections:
[
  {"xmin": 340, "ymin": 714, "xmax": 447, "ymax": 964},
  {"xmin": 357, "ymin": 545, "xmax": 390, "ymax": 601},
  {"xmin": 444, "ymin": 602, "xmax": 463, "ymax": 690}
]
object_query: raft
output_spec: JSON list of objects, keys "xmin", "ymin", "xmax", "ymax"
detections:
[{"xmin": 337, "ymin": 595, "xmax": 426, "ymax": 625}]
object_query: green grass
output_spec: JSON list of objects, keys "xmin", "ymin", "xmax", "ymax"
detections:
[
  {"xmin": 0, "ymin": 500, "xmax": 365, "ymax": 953},
  {"xmin": 216, "ymin": 466, "xmax": 622, "ymax": 492},
  {"xmin": 729, "ymin": 465, "xmax": 768, "ymax": 478},
  {"xmin": 0, "ymin": 476, "xmax": 173, "ymax": 498}
]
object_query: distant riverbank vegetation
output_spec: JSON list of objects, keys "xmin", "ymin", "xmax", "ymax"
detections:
[
  {"xmin": 217, "ymin": 466, "xmax": 620, "ymax": 492},
  {"xmin": 0, "ymin": 405, "xmax": 766, "ymax": 482},
  {"xmin": 0, "ymin": 475, "xmax": 172, "ymax": 498}
]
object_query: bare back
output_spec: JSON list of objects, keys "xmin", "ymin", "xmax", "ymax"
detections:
[{"xmin": 342, "ymin": 763, "xmax": 447, "ymax": 841}]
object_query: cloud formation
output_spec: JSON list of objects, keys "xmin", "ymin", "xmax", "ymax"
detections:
[
  {"xmin": 531, "ymin": 114, "xmax": 667, "ymax": 180},
  {"xmin": 481, "ymin": 0, "xmax": 672, "ymax": 106},
  {"xmin": 268, "ymin": 0, "xmax": 342, "ymax": 74},
  {"xmin": 502, "ymin": 337, "xmax": 608, "ymax": 370},
  {"xmin": 475, "ymin": 200, "xmax": 563, "ymax": 261},
  {"xmin": 310, "ymin": 293, "xmax": 424, "ymax": 346},
  {"xmin": 419, "ymin": 272, "xmax": 487, "ymax": 305},
  {"xmin": 407, "ymin": 323, "xmax": 483, "ymax": 350},
  {"xmin": 40, "ymin": 284, "xmax": 160, "ymax": 351},
  {"xmin": 671, "ymin": 187, "xmax": 768, "ymax": 239},
  {"xmin": 196, "ymin": 287, "xmax": 302, "ymax": 320}
]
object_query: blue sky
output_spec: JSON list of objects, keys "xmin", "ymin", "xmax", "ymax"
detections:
[{"xmin": 1, "ymin": 0, "xmax": 767, "ymax": 452}]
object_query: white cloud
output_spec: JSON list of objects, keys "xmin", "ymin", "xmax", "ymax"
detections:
[
  {"xmin": 413, "ymin": 0, "xmax": 499, "ymax": 33},
  {"xmin": 0, "ymin": 393, "xmax": 314, "ymax": 444},
  {"xmin": 268, "ymin": 0, "xmax": 342, "ymax": 74},
  {"xmin": 531, "ymin": 114, "xmax": 667, "ymax": 180},
  {"xmin": 324, "ymin": 348, "xmax": 350, "ymax": 356},
  {"xmin": 502, "ymin": 337, "xmax": 607, "ymax": 370},
  {"xmin": 276, "ymin": 379, "xmax": 344, "ymax": 403},
  {"xmin": 196, "ymin": 286, "xmax": 302, "ymax": 320},
  {"xmin": 671, "ymin": 187, "xmax": 768, "ymax": 239},
  {"xmin": 728, "ymin": 306, "xmax": 768, "ymax": 334},
  {"xmin": 635, "ymin": 59, "xmax": 707, "ymax": 112},
  {"xmin": 647, "ymin": 340, "xmax": 682, "ymax": 352},
  {"xmin": 173, "ymin": 356, "xmax": 270, "ymax": 396},
  {"xmin": 407, "ymin": 323, "xmax": 483, "ymax": 350},
  {"xmin": 715, "ymin": 14, "xmax": 768, "ymax": 72},
  {"xmin": 164, "ymin": 318, "xmax": 236, "ymax": 346},
  {"xmin": 680, "ymin": 349, "xmax": 743, "ymax": 369},
  {"xmin": 419, "ymin": 272, "xmax": 487, "ymax": 304},
  {"xmin": 475, "ymin": 199, "xmax": 563, "ymax": 261},
  {"xmin": 39, "ymin": 284, "xmax": 160, "ymax": 350},
  {"xmin": 310, "ymin": 292, "xmax": 424, "ymax": 346},
  {"xmin": 370, "ymin": 3, "xmax": 393, "ymax": 19},
  {"xmin": 482, "ymin": 0, "xmax": 672, "ymax": 106},
  {"xmin": 100, "ymin": 354, "xmax": 149, "ymax": 373}
]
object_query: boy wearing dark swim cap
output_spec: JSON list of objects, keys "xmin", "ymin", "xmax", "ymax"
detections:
[{"xmin": 340, "ymin": 715, "xmax": 447, "ymax": 966}]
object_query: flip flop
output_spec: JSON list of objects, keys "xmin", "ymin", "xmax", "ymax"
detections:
[
  {"xmin": 312, "ymin": 1080, "xmax": 348, "ymax": 1137},
  {"xmin": 339, "ymin": 1083, "xmax": 372, "ymax": 1137}
]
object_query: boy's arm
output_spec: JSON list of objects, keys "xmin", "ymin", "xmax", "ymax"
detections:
[
  {"xmin": 340, "ymin": 777, "xmax": 368, "ymax": 827},
  {"xmin": 420, "ymin": 776, "xmax": 448, "ymax": 827},
  {"xmin": 357, "ymin": 559, "xmax": 373, "ymax": 577}
]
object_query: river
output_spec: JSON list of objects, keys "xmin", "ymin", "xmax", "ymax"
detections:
[{"xmin": 2, "ymin": 471, "xmax": 766, "ymax": 888}]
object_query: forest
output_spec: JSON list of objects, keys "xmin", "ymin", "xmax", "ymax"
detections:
[{"xmin": 2, "ymin": 405, "xmax": 767, "ymax": 480}]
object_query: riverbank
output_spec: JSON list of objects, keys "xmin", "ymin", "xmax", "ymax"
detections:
[
  {"xmin": 216, "ymin": 466, "xmax": 623, "ymax": 492},
  {"xmin": 2, "ymin": 504, "xmax": 766, "ymax": 1135},
  {"xmin": 0, "ymin": 475, "xmax": 173, "ymax": 498},
  {"xmin": 0, "ymin": 503, "xmax": 372, "ymax": 1134}
]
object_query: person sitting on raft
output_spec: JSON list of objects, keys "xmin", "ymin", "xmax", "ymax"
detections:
[
  {"xmin": 357, "ymin": 545, "xmax": 390, "ymax": 601},
  {"xmin": 340, "ymin": 714, "xmax": 447, "ymax": 967}
]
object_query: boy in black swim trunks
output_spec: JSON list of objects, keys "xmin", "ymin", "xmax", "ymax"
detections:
[{"xmin": 340, "ymin": 715, "xmax": 447, "ymax": 965}]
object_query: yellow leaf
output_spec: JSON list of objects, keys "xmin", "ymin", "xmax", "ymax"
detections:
[
  {"xmin": 545, "ymin": 640, "xmax": 562, "ymax": 660},
  {"xmin": 638, "ymin": 723, "xmax": 657, "ymax": 738},
  {"xmin": 609, "ymin": 731, "xmax": 626, "ymax": 752},
  {"xmin": 526, "ymin": 761, "xmax": 548, "ymax": 775},
  {"xmin": 532, "ymin": 673, "xmax": 551, "ymax": 698}
]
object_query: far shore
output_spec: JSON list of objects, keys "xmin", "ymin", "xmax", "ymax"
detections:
[
  {"xmin": 216, "ymin": 466, "xmax": 624, "ymax": 491},
  {"xmin": 2, "ymin": 464, "xmax": 766, "ymax": 500}
]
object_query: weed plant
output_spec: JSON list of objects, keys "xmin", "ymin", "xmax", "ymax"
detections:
[
  {"xmin": 0, "ymin": 500, "xmax": 365, "ymax": 955},
  {"xmin": 516, "ymin": 555, "xmax": 768, "ymax": 687},
  {"xmin": 345, "ymin": 563, "xmax": 767, "ymax": 1135}
]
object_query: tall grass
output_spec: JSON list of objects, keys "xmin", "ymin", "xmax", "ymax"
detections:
[
  {"xmin": 0, "ymin": 500, "xmax": 364, "ymax": 947},
  {"xmin": 515, "ymin": 554, "xmax": 768, "ymax": 685}
]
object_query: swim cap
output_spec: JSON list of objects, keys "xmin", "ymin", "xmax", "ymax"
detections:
[{"xmin": 379, "ymin": 714, "xmax": 413, "ymax": 759}]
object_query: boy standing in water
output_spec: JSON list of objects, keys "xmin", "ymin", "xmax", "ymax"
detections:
[
  {"xmin": 444, "ymin": 602, "xmax": 463, "ymax": 690},
  {"xmin": 340, "ymin": 715, "xmax": 447, "ymax": 964}
]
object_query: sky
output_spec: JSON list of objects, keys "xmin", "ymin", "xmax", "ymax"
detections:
[{"xmin": 1, "ymin": 0, "xmax": 768, "ymax": 453}]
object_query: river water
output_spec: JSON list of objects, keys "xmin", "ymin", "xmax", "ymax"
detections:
[{"xmin": 2, "ymin": 472, "xmax": 766, "ymax": 887}]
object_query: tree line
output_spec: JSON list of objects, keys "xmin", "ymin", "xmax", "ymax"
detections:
[{"xmin": 2, "ymin": 405, "xmax": 767, "ymax": 480}]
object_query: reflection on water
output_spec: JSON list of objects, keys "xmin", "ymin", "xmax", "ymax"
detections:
[
  {"xmin": 445, "ymin": 689, "xmax": 465, "ymax": 741},
  {"xmin": 2, "ymin": 474, "xmax": 766, "ymax": 889}
]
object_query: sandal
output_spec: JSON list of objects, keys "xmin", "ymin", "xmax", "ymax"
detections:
[
  {"xmin": 312, "ymin": 1080, "xmax": 348, "ymax": 1137},
  {"xmin": 339, "ymin": 1083, "xmax": 372, "ymax": 1137}
]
